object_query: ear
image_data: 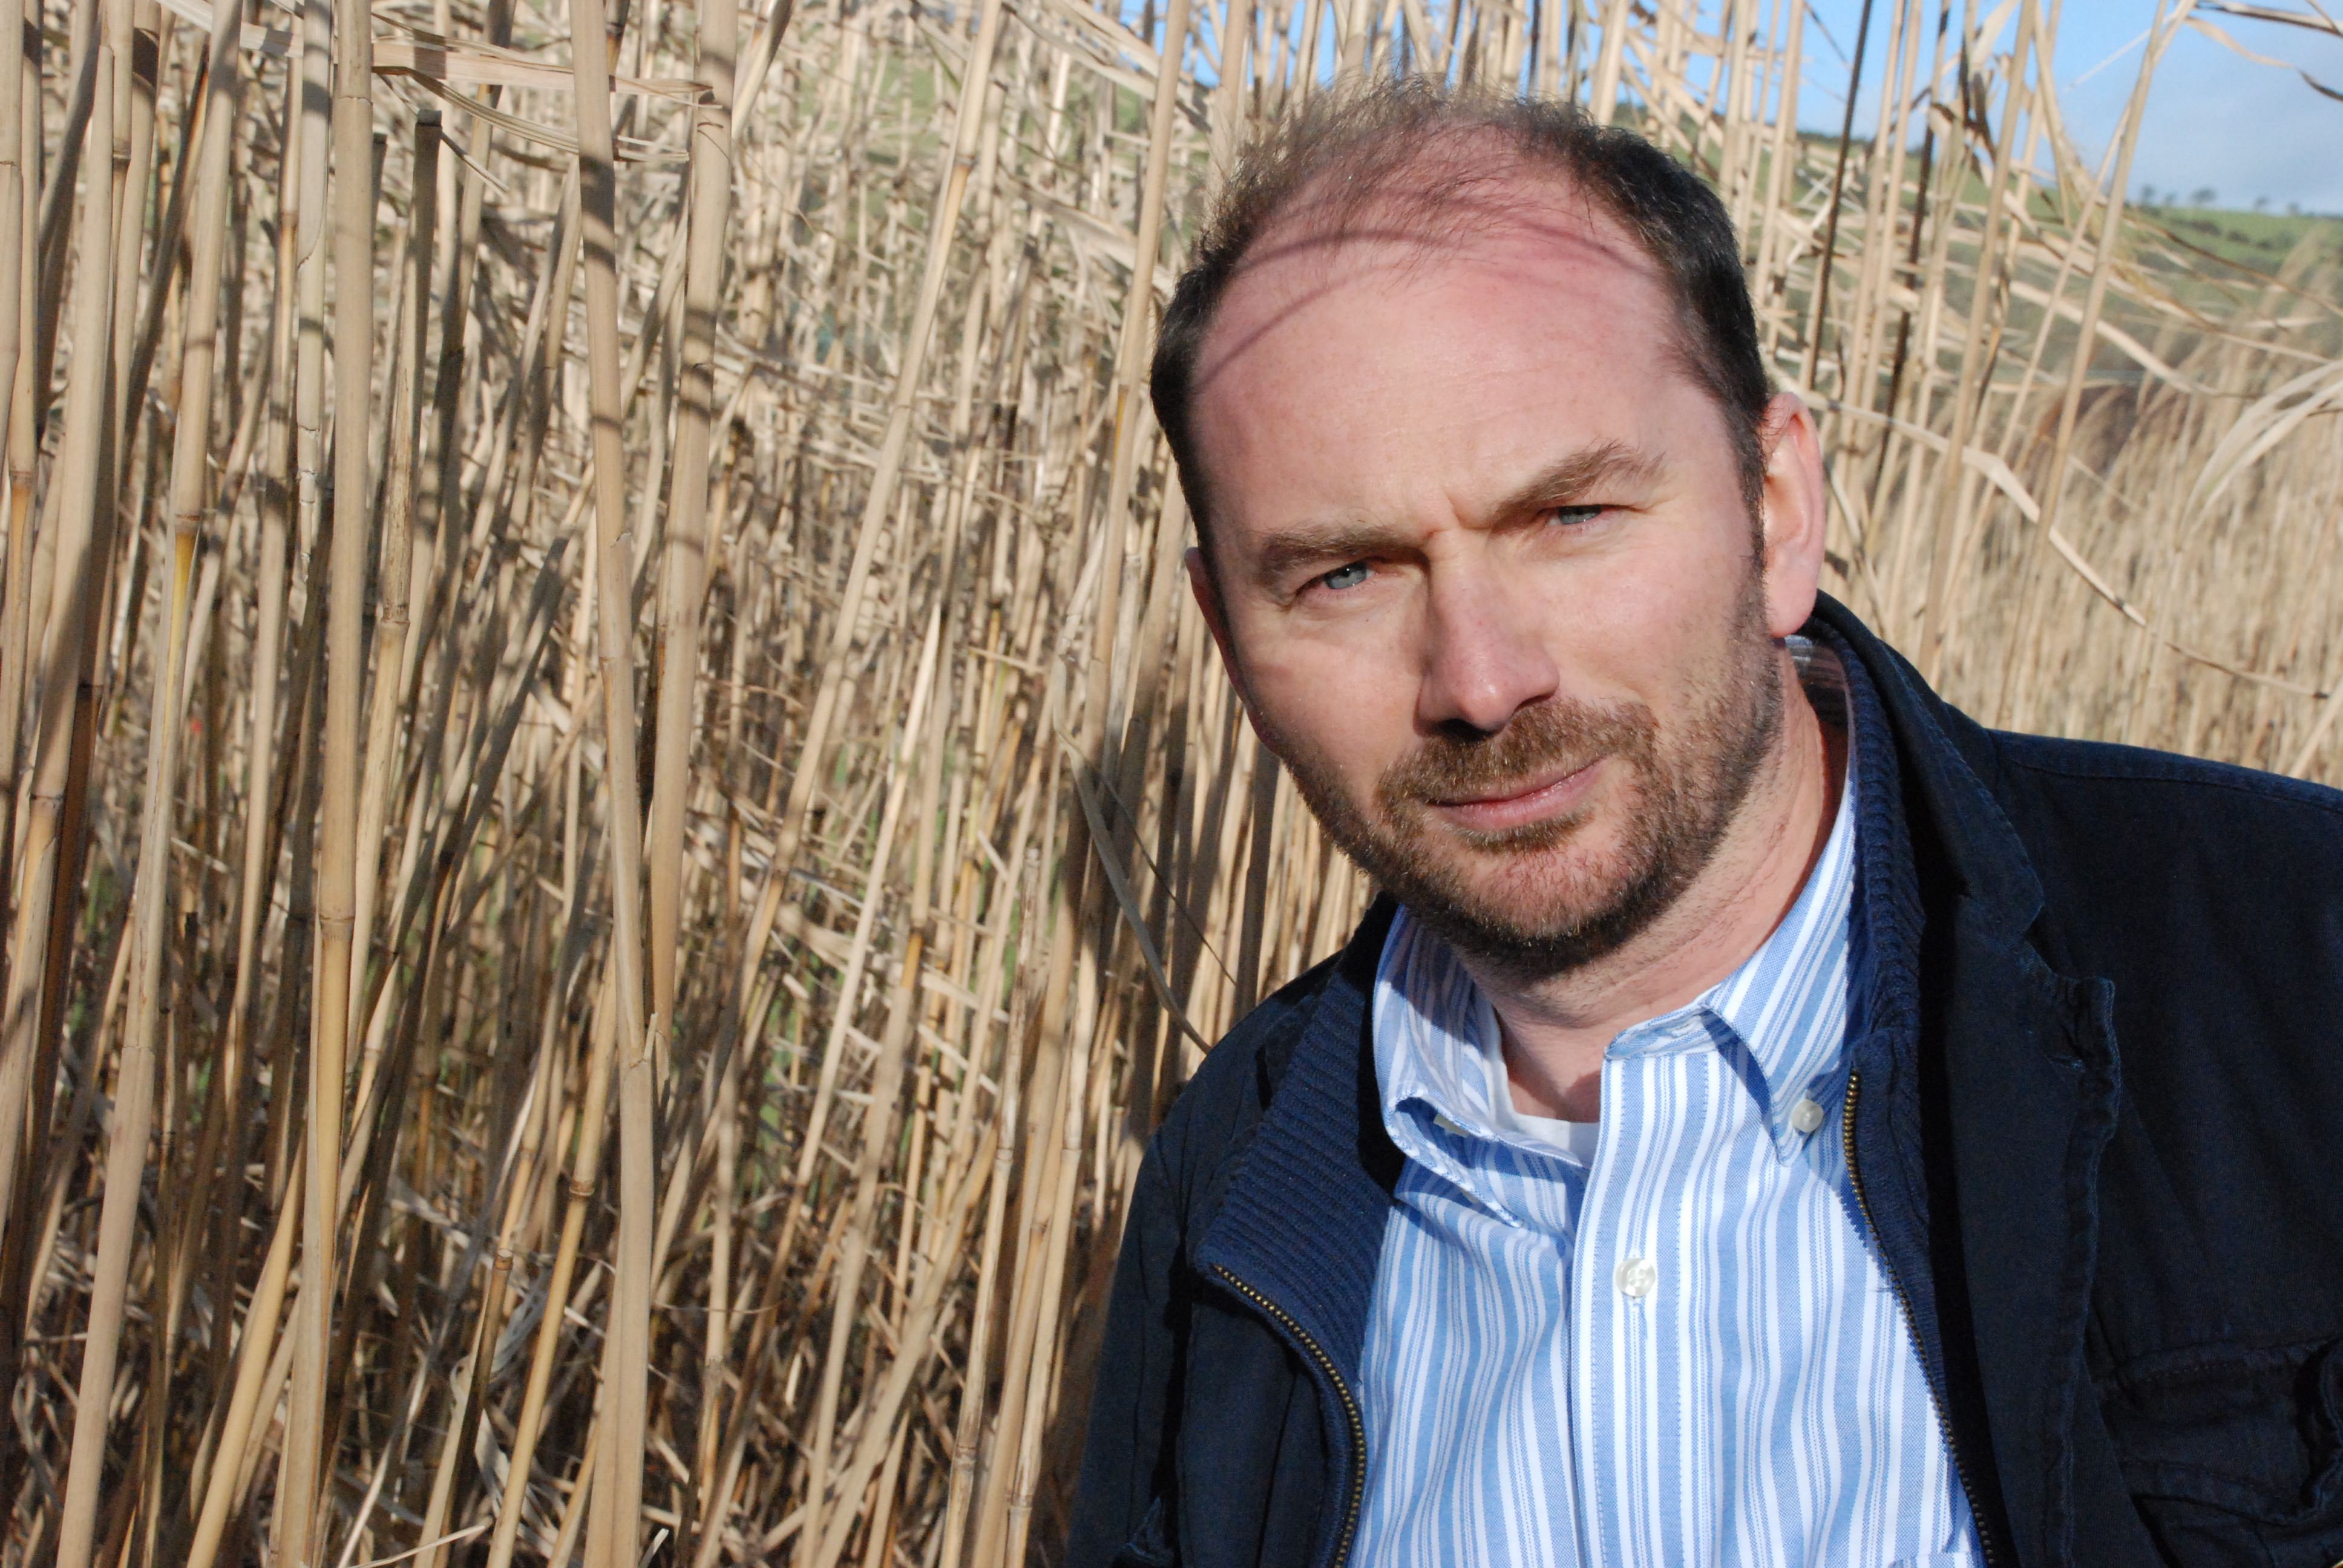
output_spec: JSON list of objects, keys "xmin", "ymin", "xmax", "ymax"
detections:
[{"xmin": 1755, "ymin": 391, "xmax": 1828, "ymax": 639}]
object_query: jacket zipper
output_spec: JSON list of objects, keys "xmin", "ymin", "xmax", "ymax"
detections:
[
  {"xmin": 1211, "ymin": 1264, "xmax": 1366, "ymax": 1568},
  {"xmin": 1842, "ymin": 1070, "xmax": 2005, "ymax": 1567}
]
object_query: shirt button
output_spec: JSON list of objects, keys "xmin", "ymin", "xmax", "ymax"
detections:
[
  {"xmin": 1789, "ymin": 1097, "xmax": 1827, "ymax": 1135},
  {"xmin": 1616, "ymin": 1256, "xmax": 1657, "ymax": 1299}
]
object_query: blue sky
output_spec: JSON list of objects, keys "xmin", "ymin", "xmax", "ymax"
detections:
[{"xmin": 1800, "ymin": 2, "xmax": 2343, "ymax": 213}]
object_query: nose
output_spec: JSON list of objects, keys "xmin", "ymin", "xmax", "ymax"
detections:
[{"xmin": 1414, "ymin": 552, "xmax": 1560, "ymax": 736}]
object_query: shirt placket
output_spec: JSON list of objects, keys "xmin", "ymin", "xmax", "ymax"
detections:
[{"xmin": 1572, "ymin": 1022, "xmax": 1719, "ymax": 1567}]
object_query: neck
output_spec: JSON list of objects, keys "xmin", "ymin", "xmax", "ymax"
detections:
[{"xmin": 1461, "ymin": 648, "xmax": 1847, "ymax": 1122}]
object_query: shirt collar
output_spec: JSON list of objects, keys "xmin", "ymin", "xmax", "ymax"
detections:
[
  {"xmin": 1372, "ymin": 913, "xmax": 1519, "ymax": 1208},
  {"xmin": 1372, "ymin": 638, "xmax": 1861, "ymax": 1195}
]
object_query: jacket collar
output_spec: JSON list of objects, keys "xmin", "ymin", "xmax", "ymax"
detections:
[
  {"xmin": 1194, "ymin": 895, "xmax": 1401, "ymax": 1387},
  {"xmin": 1812, "ymin": 597, "xmax": 2122, "ymax": 1568}
]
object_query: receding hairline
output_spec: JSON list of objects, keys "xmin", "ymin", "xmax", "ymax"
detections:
[
  {"xmin": 1234, "ymin": 123, "xmax": 1636, "ymax": 270},
  {"xmin": 1196, "ymin": 146, "xmax": 1667, "ymax": 378}
]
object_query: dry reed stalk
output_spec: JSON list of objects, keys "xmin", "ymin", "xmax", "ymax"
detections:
[
  {"xmin": 563, "ymin": 0, "xmax": 655, "ymax": 1555},
  {"xmin": 348, "ymin": 111, "xmax": 437, "ymax": 1064},
  {"xmin": 1988, "ymin": 0, "xmax": 2174, "ymax": 717},
  {"xmin": 934, "ymin": 854, "xmax": 1034, "ymax": 1568},
  {"xmin": 282, "ymin": 0, "xmax": 382, "ymax": 1553},
  {"xmin": 482, "ymin": 969, "xmax": 620, "ymax": 1568},
  {"xmin": 42, "ymin": 64, "xmax": 122, "ymax": 1568},
  {"xmin": 0, "ymin": 0, "xmax": 24, "ymax": 991},
  {"xmin": 0, "ymin": 4, "xmax": 101, "ymax": 1277},
  {"xmin": 798, "ymin": 601, "xmax": 943, "ymax": 1556},
  {"xmin": 643, "ymin": 0, "xmax": 739, "ymax": 1063},
  {"xmin": 271, "ymin": 1, "xmax": 336, "ymax": 1557}
]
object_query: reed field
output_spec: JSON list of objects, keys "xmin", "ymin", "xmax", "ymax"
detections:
[{"xmin": 0, "ymin": 0, "xmax": 2337, "ymax": 1559}]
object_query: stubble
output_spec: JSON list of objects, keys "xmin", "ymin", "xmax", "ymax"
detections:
[{"xmin": 1271, "ymin": 563, "xmax": 1784, "ymax": 982}]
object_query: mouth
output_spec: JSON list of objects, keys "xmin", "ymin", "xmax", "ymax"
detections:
[{"xmin": 1424, "ymin": 757, "xmax": 1604, "ymax": 835}]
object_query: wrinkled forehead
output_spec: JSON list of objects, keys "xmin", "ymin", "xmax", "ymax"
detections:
[{"xmin": 1193, "ymin": 166, "xmax": 1671, "ymax": 403}]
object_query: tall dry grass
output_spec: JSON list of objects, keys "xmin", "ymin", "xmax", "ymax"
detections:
[{"xmin": 0, "ymin": 0, "xmax": 2336, "ymax": 1563}]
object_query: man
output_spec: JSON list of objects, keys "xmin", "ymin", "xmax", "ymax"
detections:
[{"xmin": 1066, "ymin": 79, "xmax": 2343, "ymax": 1568}]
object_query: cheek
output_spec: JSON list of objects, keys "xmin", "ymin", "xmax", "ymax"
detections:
[
  {"xmin": 1529, "ymin": 537, "xmax": 1752, "ymax": 704},
  {"xmin": 1239, "ymin": 630, "xmax": 1417, "ymax": 785},
  {"xmin": 1614, "ymin": 520, "xmax": 1753, "ymax": 629}
]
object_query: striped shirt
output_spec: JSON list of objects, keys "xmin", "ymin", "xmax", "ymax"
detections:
[{"xmin": 1355, "ymin": 653, "xmax": 1982, "ymax": 1566}]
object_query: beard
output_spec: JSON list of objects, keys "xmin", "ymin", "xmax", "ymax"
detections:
[{"xmin": 1270, "ymin": 565, "xmax": 1785, "ymax": 982}]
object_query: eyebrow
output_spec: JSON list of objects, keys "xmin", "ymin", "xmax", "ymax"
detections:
[
  {"xmin": 1246, "ymin": 439, "xmax": 1665, "ymax": 590},
  {"xmin": 1251, "ymin": 521, "xmax": 1418, "ymax": 589},
  {"xmin": 1489, "ymin": 440, "xmax": 1663, "ymax": 519}
]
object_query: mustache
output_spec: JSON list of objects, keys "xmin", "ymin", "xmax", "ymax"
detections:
[{"xmin": 1375, "ymin": 697, "xmax": 1656, "ymax": 817}]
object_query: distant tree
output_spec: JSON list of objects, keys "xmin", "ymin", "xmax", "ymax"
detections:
[
  {"xmin": 2191, "ymin": 186, "xmax": 2218, "ymax": 207},
  {"xmin": 2255, "ymin": 195, "xmax": 2270, "ymax": 212},
  {"xmin": 2139, "ymin": 183, "xmax": 2157, "ymax": 205}
]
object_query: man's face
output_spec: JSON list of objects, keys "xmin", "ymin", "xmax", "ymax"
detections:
[{"xmin": 1187, "ymin": 181, "xmax": 1822, "ymax": 978}]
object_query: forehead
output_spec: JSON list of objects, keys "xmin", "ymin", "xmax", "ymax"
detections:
[
  {"xmin": 1188, "ymin": 176, "xmax": 1689, "ymax": 525},
  {"xmin": 1207, "ymin": 169, "xmax": 1666, "ymax": 353}
]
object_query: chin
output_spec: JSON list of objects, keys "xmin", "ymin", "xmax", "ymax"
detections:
[
  {"xmin": 1378, "ymin": 831, "xmax": 1667, "ymax": 974},
  {"xmin": 1453, "ymin": 849, "xmax": 1632, "ymax": 938}
]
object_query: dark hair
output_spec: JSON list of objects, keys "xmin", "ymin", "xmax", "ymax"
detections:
[{"xmin": 1152, "ymin": 77, "xmax": 1772, "ymax": 542}]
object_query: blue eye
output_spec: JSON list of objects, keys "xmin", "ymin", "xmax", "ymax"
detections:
[
  {"xmin": 1320, "ymin": 561, "xmax": 1372, "ymax": 591},
  {"xmin": 1549, "ymin": 505, "xmax": 1607, "ymax": 526}
]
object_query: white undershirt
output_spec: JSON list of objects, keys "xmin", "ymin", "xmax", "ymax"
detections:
[
  {"xmin": 1511, "ymin": 1105, "xmax": 1604, "ymax": 1163},
  {"xmin": 1482, "ymin": 1048, "xmax": 1603, "ymax": 1163}
]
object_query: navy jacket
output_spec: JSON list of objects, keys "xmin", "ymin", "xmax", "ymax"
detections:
[{"xmin": 1066, "ymin": 597, "xmax": 2343, "ymax": 1568}]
